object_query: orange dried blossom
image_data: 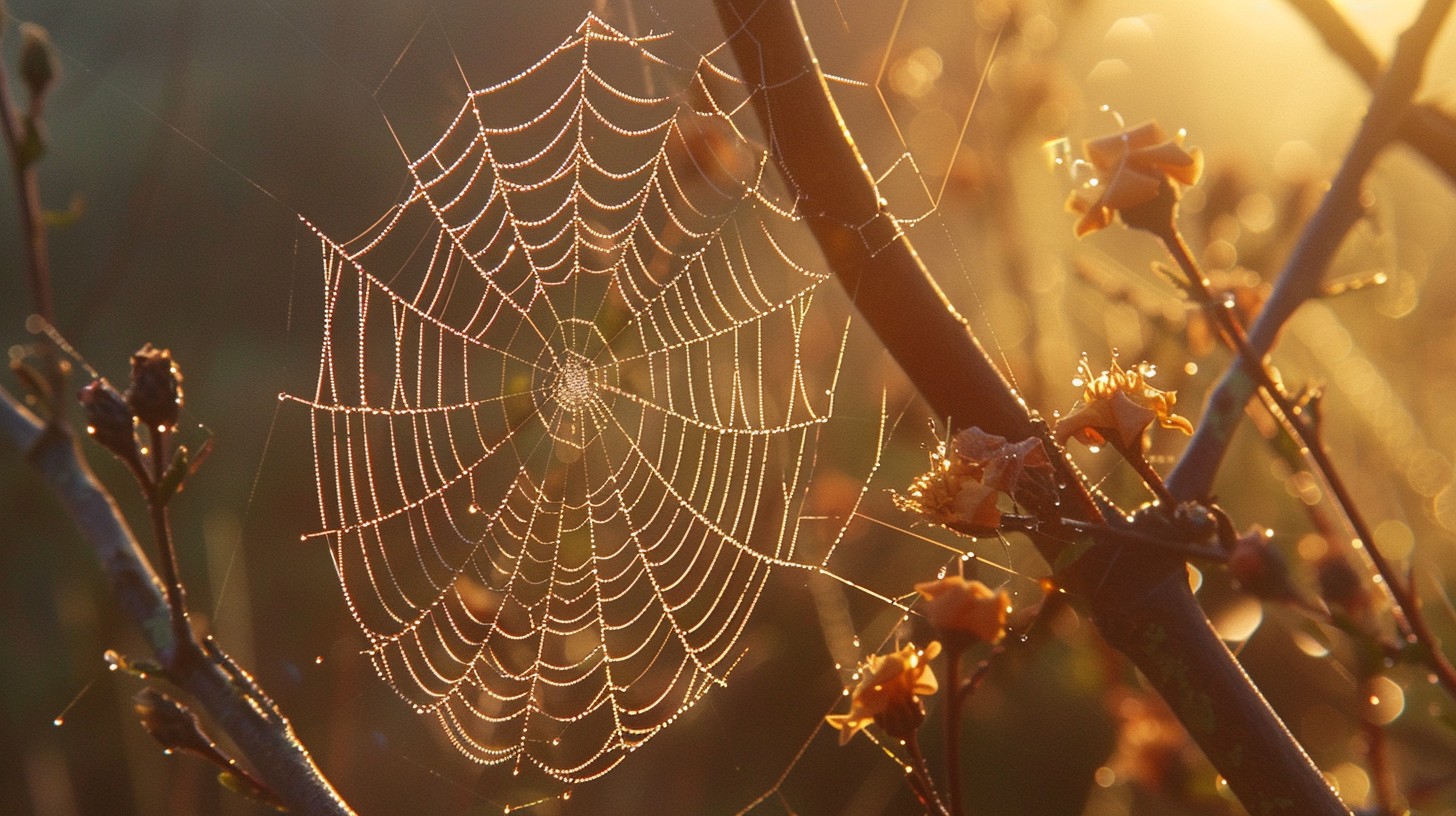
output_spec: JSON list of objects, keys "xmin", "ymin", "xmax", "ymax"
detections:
[
  {"xmin": 894, "ymin": 428, "xmax": 1054, "ymax": 533},
  {"xmin": 914, "ymin": 576, "xmax": 1010, "ymax": 647},
  {"xmin": 826, "ymin": 642, "xmax": 941, "ymax": 745},
  {"xmin": 1066, "ymin": 120, "xmax": 1203, "ymax": 237},
  {"xmin": 1055, "ymin": 358, "xmax": 1193, "ymax": 451}
]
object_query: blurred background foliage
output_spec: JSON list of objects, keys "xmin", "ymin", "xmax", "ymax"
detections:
[{"xmin": 3, "ymin": 0, "xmax": 1456, "ymax": 813}]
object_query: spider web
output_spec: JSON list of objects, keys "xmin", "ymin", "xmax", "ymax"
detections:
[{"xmin": 283, "ymin": 13, "xmax": 871, "ymax": 783}]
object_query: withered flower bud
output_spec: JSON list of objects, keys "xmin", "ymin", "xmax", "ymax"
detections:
[
  {"xmin": 18, "ymin": 23, "xmax": 59, "ymax": 103},
  {"xmin": 78, "ymin": 379, "xmax": 139, "ymax": 461},
  {"xmin": 127, "ymin": 344, "xmax": 183, "ymax": 432}
]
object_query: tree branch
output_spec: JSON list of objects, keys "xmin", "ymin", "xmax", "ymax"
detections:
[
  {"xmin": 712, "ymin": 0, "xmax": 1347, "ymax": 812},
  {"xmin": 1167, "ymin": 0, "xmax": 1454, "ymax": 500},
  {"xmin": 1, "ymin": 16, "xmax": 354, "ymax": 813},
  {"xmin": 1284, "ymin": 0, "xmax": 1456, "ymax": 185},
  {"xmin": 1, "ymin": 386, "xmax": 355, "ymax": 815}
]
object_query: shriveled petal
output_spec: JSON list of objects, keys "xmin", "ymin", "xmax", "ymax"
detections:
[
  {"xmin": 915, "ymin": 577, "xmax": 1010, "ymax": 645},
  {"xmin": 1095, "ymin": 165, "xmax": 1163, "ymax": 213},
  {"xmin": 961, "ymin": 432, "xmax": 1053, "ymax": 496},
  {"xmin": 1157, "ymin": 411, "xmax": 1194, "ymax": 435},
  {"xmin": 1068, "ymin": 189, "xmax": 1113, "ymax": 236},
  {"xmin": 825, "ymin": 712, "xmax": 872, "ymax": 745},
  {"xmin": 1083, "ymin": 120, "xmax": 1167, "ymax": 171},
  {"xmin": 949, "ymin": 479, "xmax": 1003, "ymax": 530},
  {"xmin": 1056, "ymin": 396, "xmax": 1138, "ymax": 447},
  {"xmin": 1131, "ymin": 141, "xmax": 1203, "ymax": 186}
]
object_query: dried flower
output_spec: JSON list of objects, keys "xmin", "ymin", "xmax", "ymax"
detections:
[
  {"xmin": 895, "ymin": 437, "xmax": 1002, "ymax": 532},
  {"xmin": 915, "ymin": 576, "xmax": 1010, "ymax": 647},
  {"xmin": 78, "ymin": 379, "xmax": 140, "ymax": 462},
  {"xmin": 894, "ymin": 428, "xmax": 1055, "ymax": 533},
  {"xmin": 127, "ymin": 344, "xmax": 184, "ymax": 432},
  {"xmin": 1055, "ymin": 358, "xmax": 1192, "ymax": 451},
  {"xmin": 1065, "ymin": 120, "xmax": 1202, "ymax": 237},
  {"xmin": 826, "ymin": 642, "xmax": 941, "ymax": 745}
]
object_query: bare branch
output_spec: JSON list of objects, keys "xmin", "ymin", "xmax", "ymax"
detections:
[
  {"xmin": 1, "ymin": 385, "xmax": 356, "ymax": 815},
  {"xmin": 1168, "ymin": 0, "xmax": 1455, "ymax": 500},
  {"xmin": 1285, "ymin": 0, "xmax": 1456, "ymax": 184}
]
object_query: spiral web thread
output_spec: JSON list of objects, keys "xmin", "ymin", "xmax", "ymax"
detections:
[{"xmin": 284, "ymin": 14, "xmax": 872, "ymax": 782}]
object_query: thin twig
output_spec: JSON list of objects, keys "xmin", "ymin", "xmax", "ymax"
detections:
[
  {"xmin": 905, "ymin": 733, "xmax": 948, "ymax": 816},
  {"xmin": 146, "ymin": 423, "xmax": 191, "ymax": 649},
  {"xmin": 942, "ymin": 644, "xmax": 965, "ymax": 816},
  {"xmin": 0, "ymin": 20, "xmax": 63, "ymax": 423}
]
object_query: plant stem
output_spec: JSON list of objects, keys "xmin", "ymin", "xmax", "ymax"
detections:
[
  {"xmin": 0, "ymin": 20, "xmax": 354, "ymax": 813},
  {"xmin": 0, "ymin": 20, "xmax": 63, "ymax": 424},
  {"xmin": 906, "ymin": 733, "xmax": 948, "ymax": 816},
  {"xmin": 1107, "ymin": 435, "xmax": 1175, "ymax": 509},
  {"xmin": 146, "ymin": 424, "xmax": 191, "ymax": 651},
  {"xmin": 942, "ymin": 644, "xmax": 965, "ymax": 816}
]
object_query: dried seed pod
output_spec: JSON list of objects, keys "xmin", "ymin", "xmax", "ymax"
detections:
[
  {"xmin": 127, "ymin": 344, "xmax": 183, "ymax": 432},
  {"xmin": 77, "ymin": 379, "xmax": 139, "ymax": 462}
]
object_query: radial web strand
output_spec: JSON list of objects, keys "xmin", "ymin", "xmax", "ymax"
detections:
[{"xmin": 284, "ymin": 14, "xmax": 865, "ymax": 783}]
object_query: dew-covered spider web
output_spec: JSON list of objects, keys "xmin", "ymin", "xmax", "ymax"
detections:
[{"xmin": 282, "ymin": 13, "xmax": 882, "ymax": 783}]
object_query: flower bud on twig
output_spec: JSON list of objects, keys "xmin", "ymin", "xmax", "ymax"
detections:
[
  {"xmin": 127, "ymin": 344, "xmax": 183, "ymax": 433},
  {"xmin": 18, "ymin": 23, "xmax": 59, "ymax": 104},
  {"xmin": 77, "ymin": 379, "xmax": 139, "ymax": 462}
]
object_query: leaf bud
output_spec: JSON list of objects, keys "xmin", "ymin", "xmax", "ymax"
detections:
[{"xmin": 127, "ymin": 344, "xmax": 183, "ymax": 432}]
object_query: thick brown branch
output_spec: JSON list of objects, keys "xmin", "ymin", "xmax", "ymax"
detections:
[{"xmin": 712, "ymin": 0, "xmax": 1347, "ymax": 812}]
